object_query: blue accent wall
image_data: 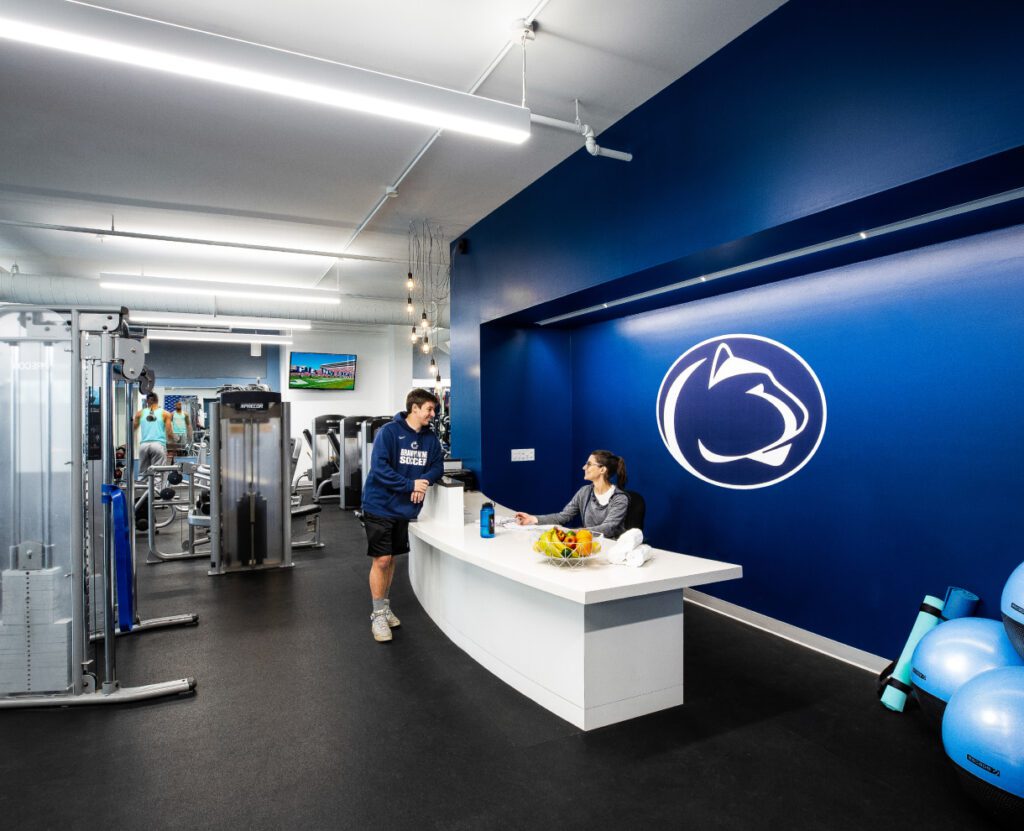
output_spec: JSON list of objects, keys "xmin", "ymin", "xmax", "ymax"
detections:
[
  {"xmin": 450, "ymin": 0, "xmax": 1024, "ymax": 657},
  {"xmin": 571, "ymin": 226, "xmax": 1024, "ymax": 656}
]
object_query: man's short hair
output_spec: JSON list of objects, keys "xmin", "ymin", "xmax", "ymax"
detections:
[
  {"xmin": 145, "ymin": 392, "xmax": 159, "ymax": 403},
  {"xmin": 406, "ymin": 388, "xmax": 439, "ymax": 412}
]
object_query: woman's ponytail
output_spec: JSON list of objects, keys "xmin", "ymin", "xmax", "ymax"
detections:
[{"xmin": 591, "ymin": 449, "xmax": 627, "ymax": 489}]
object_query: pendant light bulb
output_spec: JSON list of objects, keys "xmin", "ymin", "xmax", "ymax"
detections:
[
  {"xmin": 406, "ymin": 296, "xmax": 413, "ymax": 314},
  {"xmin": 406, "ymin": 272, "xmax": 414, "ymax": 291},
  {"xmin": 421, "ymin": 339, "xmax": 430, "ymax": 354},
  {"xmin": 420, "ymin": 310, "xmax": 428, "ymax": 330},
  {"xmin": 410, "ymin": 326, "xmax": 418, "ymax": 343},
  {"xmin": 429, "ymin": 356, "xmax": 436, "ymax": 368}
]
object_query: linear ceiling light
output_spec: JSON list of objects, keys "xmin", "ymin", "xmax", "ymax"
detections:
[
  {"xmin": 0, "ymin": 7, "xmax": 531, "ymax": 143},
  {"xmin": 128, "ymin": 312, "xmax": 312, "ymax": 330},
  {"xmin": 101, "ymin": 278, "xmax": 341, "ymax": 305},
  {"xmin": 146, "ymin": 329, "xmax": 293, "ymax": 345}
]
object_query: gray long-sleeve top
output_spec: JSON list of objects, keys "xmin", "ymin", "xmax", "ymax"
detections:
[{"xmin": 535, "ymin": 485, "xmax": 629, "ymax": 539}]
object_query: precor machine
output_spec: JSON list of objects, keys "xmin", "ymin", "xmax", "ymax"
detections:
[
  {"xmin": 310, "ymin": 414, "xmax": 342, "ymax": 502},
  {"xmin": 359, "ymin": 417, "xmax": 391, "ymax": 489},
  {"xmin": 208, "ymin": 389, "xmax": 292, "ymax": 575},
  {"xmin": 337, "ymin": 415, "xmax": 370, "ymax": 509},
  {"xmin": 1, "ymin": 305, "xmax": 195, "ymax": 707}
]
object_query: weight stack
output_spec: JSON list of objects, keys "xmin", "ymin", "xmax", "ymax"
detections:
[{"xmin": 0, "ymin": 568, "xmax": 72, "ymax": 694}]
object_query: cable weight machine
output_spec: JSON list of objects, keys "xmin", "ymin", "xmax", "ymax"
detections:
[{"xmin": 1, "ymin": 306, "xmax": 194, "ymax": 707}]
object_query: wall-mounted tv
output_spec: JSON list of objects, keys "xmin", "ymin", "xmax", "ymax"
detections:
[{"xmin": 289, "ymin": 351, "xmax": 357, "ymax": 390}]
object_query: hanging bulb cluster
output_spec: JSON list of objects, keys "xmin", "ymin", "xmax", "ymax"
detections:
[{"xmin": 405, "ymin": 221, "xmax": 451, "ymax": 386}]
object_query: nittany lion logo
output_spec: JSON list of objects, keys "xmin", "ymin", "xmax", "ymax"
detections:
[{"xmin": 657, "ymin": 335, "xmax": 826, "ymax": 489}]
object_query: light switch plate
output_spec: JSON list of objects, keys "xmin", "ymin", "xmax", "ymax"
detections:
[{"xmin": 510, "ymin": 448, "xmax": 535, "ymax": 462}]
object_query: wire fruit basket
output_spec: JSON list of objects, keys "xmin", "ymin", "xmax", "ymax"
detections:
[{"xmin": 532, "ymin": 527, "xmax": 603, "ymax": 567}]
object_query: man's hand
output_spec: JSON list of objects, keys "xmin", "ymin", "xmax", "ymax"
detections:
[{"xmin": 410, "ymin": 478, "xmax": 430, "ymax": 503}]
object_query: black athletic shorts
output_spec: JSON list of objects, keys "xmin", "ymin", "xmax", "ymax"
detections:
[{"xmin": 363, "ymin": 512, "xmax": 410, "ymax": 558}]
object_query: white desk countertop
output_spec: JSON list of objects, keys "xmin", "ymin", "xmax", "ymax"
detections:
[{"xmin": 410, "ymin": 505, "xmax": 741, "ymax": 605}]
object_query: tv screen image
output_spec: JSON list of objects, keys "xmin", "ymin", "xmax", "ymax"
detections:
[{"xmin": 289, "ymin": 351, "xmax": 357, "ymax": 390}]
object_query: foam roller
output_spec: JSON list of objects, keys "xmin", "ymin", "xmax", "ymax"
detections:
[
  {"xmin": 881, "ymin": 594, "xmax": 945, "ymax": 712},
  {"xmin": 942, "ymin": 586, "xmax": 979, "ymax": 620}
]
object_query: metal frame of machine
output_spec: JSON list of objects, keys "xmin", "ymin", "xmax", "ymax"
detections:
[
  {"xmin": 207, "ymin": 389, "xmax": 293, "ymax": 575},
  {"xmin": 1, "ymin": 305, "xmax": 195, "ymax": 708}
]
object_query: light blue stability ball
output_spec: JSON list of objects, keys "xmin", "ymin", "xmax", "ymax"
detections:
[
  {"xmin": 911, "ymin": 617, "xmax": 1024, "ymax": 724},
  {"xmin": 1002, "ymin": 561, "xmax": 1024, "ymax": 660},
  {"xmin": 942, "ymin": 666, "xmax": 1024, "ymax": 823}
]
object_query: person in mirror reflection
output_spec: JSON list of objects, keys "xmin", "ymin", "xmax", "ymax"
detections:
[
  {"xmin": 133, "ymin": 391, "xmax": 174, "ymax": 487},
  {"xmin": 169, "ymin": 400, "xmax": 192, "ymax": 460},
  {"xmin": 360, "ymin": 388, "xmax": 444, "ymax": 643},
  {"xmin": 514, "ymin": 449, "xmax": 629, "ymax": 538}
]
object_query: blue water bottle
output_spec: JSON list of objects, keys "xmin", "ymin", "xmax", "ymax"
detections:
[{"xmin": 480, "ymin": 502, "xmax": 495, "ymax": 538}]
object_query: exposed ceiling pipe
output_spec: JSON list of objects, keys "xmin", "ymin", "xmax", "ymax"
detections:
[
  {"xmin": 0, "ymin": 218, "xmax": 405, "ymax": 264},
  {"xmin": 0, "ymin": 272, "xmax": 449, "ymax": 327},
  {"xmin": 315, "ymin": 0, "xmax": 554, "ymax": 287},
  {"xmin": 530, "ymin": 112, "xmax": 633, "ymax": 162}
]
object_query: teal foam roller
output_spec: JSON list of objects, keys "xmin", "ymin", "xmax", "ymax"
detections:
[{"xmin": 881, "ymin": 594, "xmax": 945, "ymax": 712}]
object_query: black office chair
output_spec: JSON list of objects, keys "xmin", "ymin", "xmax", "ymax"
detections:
[{"xmin": 624, "ymin": 490, "xmax": 646, "ymax": 533}]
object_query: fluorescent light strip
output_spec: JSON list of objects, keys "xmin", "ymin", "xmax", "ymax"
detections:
[
  {"xmin": 100, "ymin": 280, "xmax": 341, "ymax": 305},
  {"xmin": 0, "ymin": 17, "xmax": 530, "ymax": 144},
  {"xmin": 129, "ymin": 312, "xmax": 311, "ymax": 330},
  {"xmin": 146, "ymin": 329, "xmax": 292, "ymax": 345},
  {"xmin": 537, "ymin": 185, "xmax": 1024, "ymax": 325}
]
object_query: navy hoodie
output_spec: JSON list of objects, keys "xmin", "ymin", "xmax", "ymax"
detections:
[{"xmin": 361, "ymin": 412, "xmax": 444, "ymax": 520}]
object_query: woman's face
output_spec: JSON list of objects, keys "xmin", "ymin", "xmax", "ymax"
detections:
[{"xmin": 582, "ymin": 455, "xmax": 606, "ymax": 484}]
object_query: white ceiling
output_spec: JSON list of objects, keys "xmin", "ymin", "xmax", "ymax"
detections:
[{"xmin": 0, "ymin": 0, "xmax": 785, "ymax": 314}]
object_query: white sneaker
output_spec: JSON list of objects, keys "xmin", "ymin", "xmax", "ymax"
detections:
[
  {"xmin": 385, "ymin": 607, "xmax": 401, "ymax": 628},
  {"xmin": 370, "ymin": 610, "xmax": 392, "ymax": 642}
]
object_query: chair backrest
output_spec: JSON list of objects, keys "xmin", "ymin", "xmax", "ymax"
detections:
[{"xmin": 624, "ymin": 490, "xmax": 646, "ymax": 533}]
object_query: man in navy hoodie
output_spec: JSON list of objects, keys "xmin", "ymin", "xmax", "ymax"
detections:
[{"xmin": 361, "ymin": 388, "xmax": 444, "ymax": 642}]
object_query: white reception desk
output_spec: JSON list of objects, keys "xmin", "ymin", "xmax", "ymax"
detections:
[{"xmin": 409, "ymin": 486, "xmax": 741, "ymax": 730}]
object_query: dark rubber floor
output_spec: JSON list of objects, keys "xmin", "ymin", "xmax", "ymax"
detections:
[{"xmin": 0, "ymin": 508, "xmax": 1002, "ymax": 830}]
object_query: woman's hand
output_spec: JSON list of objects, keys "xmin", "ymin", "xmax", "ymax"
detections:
[{"xmin": 514, "ymin": 512, "xmax": 538, "ymax": 526}]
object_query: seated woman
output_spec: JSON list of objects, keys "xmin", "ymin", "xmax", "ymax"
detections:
[{"xmin": 515, "ymin": 449, "xmax": 630, "ymax": 538}]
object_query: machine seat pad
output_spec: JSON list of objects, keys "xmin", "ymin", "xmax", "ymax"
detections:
[{"xmin": 291, "ymin": 504, "xmax": 322, "ymax": 518}]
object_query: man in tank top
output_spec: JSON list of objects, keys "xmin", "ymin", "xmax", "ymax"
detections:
[
  {"xmin": 170, "ymin": 400, "xmax": 192, "ymax": 459},
  {"xmin": 133, "ymin": 392, "xmax": 174, "ymax": 484}
]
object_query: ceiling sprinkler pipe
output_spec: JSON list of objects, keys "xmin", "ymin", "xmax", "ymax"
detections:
[
  {"xmin": 581, "ymin": 125, "xmax": 633, "ymax": 163},
  {"xmin": 530, "ymin": 114, "xmax": 632, "ymax": 162}
]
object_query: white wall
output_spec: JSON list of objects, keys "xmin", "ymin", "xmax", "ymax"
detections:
[{"xmin": 280, "ymin": 324, "xmax": 413, "ymax": 442}]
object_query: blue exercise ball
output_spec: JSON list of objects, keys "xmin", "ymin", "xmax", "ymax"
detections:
[
  {"xmin": 1002, "ymin": 561, "xmax": 1024, "ymax": 660},
  {"xmin": 911, "ymin": 617, "xmax": 1023, "ymax": 725},
  {"xmin": 942, "ymin": 666, "xmax": 1024, "ymax": 825}
]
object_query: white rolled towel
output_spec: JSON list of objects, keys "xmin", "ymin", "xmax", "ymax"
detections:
[
  {"xmin": 625, "ymin": 544, "xmax": 653, "ymax": 568},
  {"xmin": 607, "ymin": 528, "xmax": 644, "ymax": 564}
]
